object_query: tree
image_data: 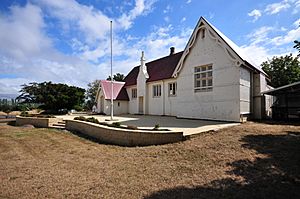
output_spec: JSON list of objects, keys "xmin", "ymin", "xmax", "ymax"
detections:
[
  {"xmin": 17, "ymin": 82, "xmax": 85, "ymax": 112},
  {"xmin": 85, "ymin": 79, "xmax": 100, "ymax": 110},
  {"xmin": 261, "ymin": 54, "xmax": 300, "ymax": 88},
  {"xmin": 294, "ymin": 40, "xmax": 300, "ymax": 56},
  {"xmin": 106, "ymin": 73, "xmax": 125, "ymax": 81}
]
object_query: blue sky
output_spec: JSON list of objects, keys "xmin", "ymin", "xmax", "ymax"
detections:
[{"xmin": 0, "ymin": 0, "xmax": 299, "ymax": 97}]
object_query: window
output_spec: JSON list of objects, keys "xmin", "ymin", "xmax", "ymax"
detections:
[
  {"xmin": 168, "ymin": 82, "xmax": 177, "ymax": 96},
  {"xmin": 132, "ymin": 88, "xmax": 137, "ymax": 99},
  {"xmin": 194, "ymin": 64, "xmax": 213, "ymax": 92},
  {"xmin": 153, "ymin": 84, "xmax": 161, "ymax": 97}
]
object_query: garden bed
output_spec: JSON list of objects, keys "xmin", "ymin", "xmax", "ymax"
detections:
[
  {"xmin": 16, "ymin": 116, "xmax": 62, "ymax": 128},
  {"xmin": 65, "ymin": 119, "xmax": 184, "ymax": 146}
]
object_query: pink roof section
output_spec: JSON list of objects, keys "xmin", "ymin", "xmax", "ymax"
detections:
[{"xmin": 100, "ymin": 80, "xmax": 129, "ymax": 101}]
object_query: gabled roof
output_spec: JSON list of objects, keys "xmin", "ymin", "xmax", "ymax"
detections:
[
  {"xmin": 203, "ymin": 17, "xmax": 267, "ymax": 75},
  {"xmin": 124, "ymin": 51, "xmax": 183, "ymax": 86},
  {"xmin": 172, "ymin": 17, "xmax": 267, "ymax": 77},
  {"xmin": 100, "ymin": 80, "xmax": 129, "ymax": 101}
]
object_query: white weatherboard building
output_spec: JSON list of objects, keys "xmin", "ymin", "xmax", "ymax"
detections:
[{"xmin": 96, "ymin": 17, "xmax": 270, "ymax": 122}]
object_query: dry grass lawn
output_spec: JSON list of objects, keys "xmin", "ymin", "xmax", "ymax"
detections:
[{"xmin": 0, "ymin": 121, "xmax": 299, "ymax": 198}]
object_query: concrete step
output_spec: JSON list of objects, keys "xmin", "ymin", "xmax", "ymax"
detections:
[{"xmin": 57, "ymin": 121, "xmax": 66, "ymax": 124}]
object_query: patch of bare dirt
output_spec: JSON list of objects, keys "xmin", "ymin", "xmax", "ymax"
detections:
[{"xmin": 0, "ymin": 122, "xmax": 299, "ymax": 198}]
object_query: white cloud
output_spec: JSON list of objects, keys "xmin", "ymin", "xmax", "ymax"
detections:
[
  {"xmin": 294, "ymin": 18, "xmax": 300, "ymax": 27},
  {"xmin": 294, "ymin": 0, "xmax": 300, "ymax": 13},
  {"xmin": 164, "ymin": 16, "xmax": 170, "ymax": 22},
  {"xmin": 186, "ymin": 0, "xmax": 192, "ymax": 4},
  {"xmin": 240, "ymin": 18, "xmax": 300, "ymax": 66},
  {"xmin": 265, "ymin": 0, "xmax": 291, "ymax": 14},
  {"xmin": 0, "ymin": 3, "xmax": 104, "ymax": 95},
  {"xmin": 246, "ymin": 26, "xmax": 274, "ymax": 45},
  {"xmin": 37, "ymin": 0, "xmax": 111, "ymax": 43},
  {"xmin": 163, "ymin": 5, "xmax": 171, "ymax": 13},
  {"xmin": 240, "ymin": 44, "xmax": 272, "ymax": 66},
  {"xmin": 181, "ymin": 17, "xmax": 186, "ymax": 23},
  {"xmin": 270, "ymin": 25, "xmax": 300, "ymax": 46},
  {"xmin": 248, "ymin": 0, "xmax": 300, "ymax": 20},
  {"xmin": 0, "ymin": 3, "xmax": 52, "ymax": 62},
  {"xmin": 248, "ymin": 9, "xmax": 262, "ymax": 22},
  {"xmin": 117, "ymin": 0, "xmax": 156, "ymax": 30}
]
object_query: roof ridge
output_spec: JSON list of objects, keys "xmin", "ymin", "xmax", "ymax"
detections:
[{"xmin": 146, "ymin": 51, "xmax": 183, "ymax": 64}]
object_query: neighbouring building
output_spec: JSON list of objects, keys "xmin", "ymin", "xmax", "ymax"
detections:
[{"xmin": 96, "ymin": 17, "xmax": 271, "ymax": 122}]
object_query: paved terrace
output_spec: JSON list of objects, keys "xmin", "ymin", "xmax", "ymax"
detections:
[{"xmin": 57, "ymin": 114, "xmax": 239, "ymax": 136}]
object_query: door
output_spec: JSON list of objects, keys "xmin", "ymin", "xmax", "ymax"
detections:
[{"xmin": 138, "ymin": 96, "xmax": 144, "ymax": 114}]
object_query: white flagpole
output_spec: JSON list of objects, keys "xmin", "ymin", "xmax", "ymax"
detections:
[{"xmin": 110, "ymin": 20, "xmax": 114, "ymax": 120}]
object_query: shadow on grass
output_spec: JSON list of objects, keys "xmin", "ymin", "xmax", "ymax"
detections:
[
  {"xmin": 144, "ymin": 132, "xmax": 300, "ymax": 199},
  {"xmin": 253, "ymin": 119, "xmax": 300, "ymax": 126}
]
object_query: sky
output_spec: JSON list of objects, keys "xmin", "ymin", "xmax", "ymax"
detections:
[{"xmin": 0, "ymin": 0, "xmax": 299, "ymax": 98}]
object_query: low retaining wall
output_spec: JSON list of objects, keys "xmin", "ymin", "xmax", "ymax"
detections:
[
  {"xmin": 16, "ymin": 116, "xmax": 62, "ymax": 128},
  {"xmin": 65, "ymin": 120, "xmax": 184, "ymax": 146}
]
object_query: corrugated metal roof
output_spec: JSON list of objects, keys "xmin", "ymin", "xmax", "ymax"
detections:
[
  {"xmin": 262, "ymin": 81, "xmax": 300, "ymax": 95},
  {"xmin": 124, "ymin": 51, "xmax": 183, "ymax": 86},
  {"xmin": 100, "ymin": 80, "xmax": 129, "ymax": 100}
]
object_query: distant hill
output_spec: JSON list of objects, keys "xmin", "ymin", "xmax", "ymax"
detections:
[{"xmin": 0, "ymin": 93, "xmax": 18, "ymax": 99}]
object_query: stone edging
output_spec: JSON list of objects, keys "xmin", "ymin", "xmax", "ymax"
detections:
[{"xmin": 65, "ymin": 119, "xmax": 184, "ymax": 146}]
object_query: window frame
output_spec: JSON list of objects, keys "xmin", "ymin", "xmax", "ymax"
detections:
[
  {"xmin": 153, "ymin": 84, "xmax": 162, "ymax": 97},
  {"xmin": 168, "ymin": 82, "xmax": 177, "ymax": 97},
  {"xmin": 194, "ymin": 64, "xmax": 213, "ymax": 92}
]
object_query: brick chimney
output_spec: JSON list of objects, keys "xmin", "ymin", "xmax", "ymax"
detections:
[{"xmin": 169, "ymin": 47, "xmax": 175, "ymax": 55}]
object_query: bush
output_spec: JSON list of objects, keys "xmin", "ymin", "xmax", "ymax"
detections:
[
  {"xmin": 20, "ymin": 111, "xmax": 28, "ymax": 117},
  {"xmin": 153, "ymin": 124, "xmax": 160, "ymax": 130},
  {"xmin": 73, "ymin": 105, "xmax": 83, "ymax": 112},
  {"xmin": 74, "ymin": 116, "xmax": 100, "ymax": 124},
  {"xmin": 74, "ymin": 116, "xmax": 87, "ymax": 121},
  {"xmin": 85, "ymin": 117, "xmax": 99, "ymax": 124},
  {"xmin": 111, "ymin": 122, "xmax": 121, "ymax": 127}
]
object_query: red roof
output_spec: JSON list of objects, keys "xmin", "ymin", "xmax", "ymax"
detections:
[
  {"xmin": 124, "ymin": 51, "xmax": 183, "ymax": 86},
  {"xmin": 100, "ymin": 80, "xmax": 129, "ymax": 101}
]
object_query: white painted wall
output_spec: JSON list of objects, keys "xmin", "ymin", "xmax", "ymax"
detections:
[
  {"xmin": 174, "ymin": 28, "xmax": 241, "ymax": 122},
  {"xmin": 103, "ymin": 100, "xmax": 128, "ymax": 115},
  {"xmin": 147, "ymin": 81, "xmax": 164, "ymax": 115},
  {"xmin": 240, "ymin": 66, "xmax": 251, "ymax": 114}
]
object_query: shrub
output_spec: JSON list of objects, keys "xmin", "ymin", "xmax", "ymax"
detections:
[
  {"xmin": 20, "ymin": 111, "xmax": 28, "ymax": 117},
  {"xmin": 73, "ymin": 105, "xmax": 83, "ymax": 112},
  {"xmin": 86, "ymin": 117, "xmax": 99, "ymax": 124},
  {"xmin": 74, "ymin": 116, "xmax": 87, "ymax": 121},
  {"xmin": 153, "ymin": 124, "xmax": 160, "ymax": 130},
  {"xmin": 111, "ymin": 122, "xmax": 121, "ymax": 127}
]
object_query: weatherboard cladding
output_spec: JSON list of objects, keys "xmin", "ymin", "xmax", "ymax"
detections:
[{"xmin": 124, "ymin": 51, "xmax": 183, "ymax": 86}]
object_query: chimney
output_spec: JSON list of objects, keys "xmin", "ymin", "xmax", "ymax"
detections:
[{"xmin": 170, "ymin": 47, "xmax": 175, "ymax": 55}]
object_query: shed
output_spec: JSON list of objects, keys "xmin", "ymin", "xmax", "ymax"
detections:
[{"xmin": 262, "ymin": 81, "xmax": 300, "ymax": 120}]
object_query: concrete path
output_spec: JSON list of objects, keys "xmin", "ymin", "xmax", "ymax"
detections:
[{"xmin": 57, "ymin": 114, "xmax": 239, "ymax": 136}]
